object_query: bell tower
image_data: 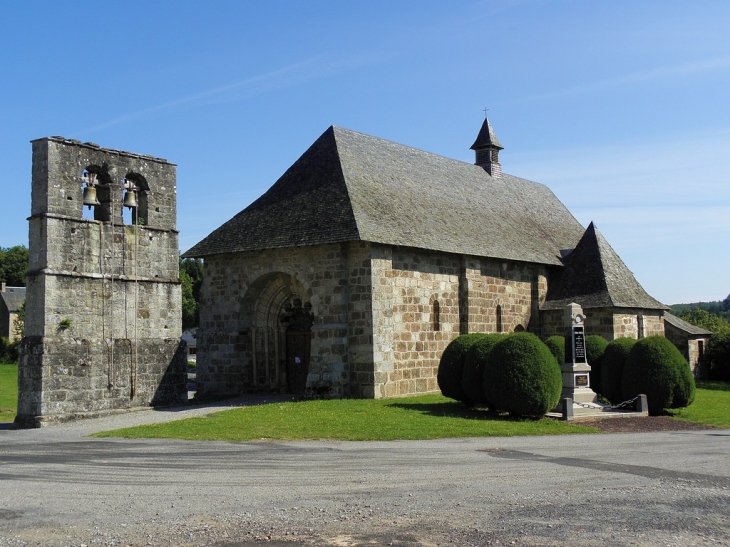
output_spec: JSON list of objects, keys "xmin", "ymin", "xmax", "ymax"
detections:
[
  {"xmin": 16, "ymin": 137, "xmax": 187, "ymax": 427},
  {"xmin": 470, "ymin": 117, "xmax": 504, "ymax": 178}
]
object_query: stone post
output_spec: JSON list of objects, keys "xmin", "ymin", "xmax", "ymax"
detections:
[{"xmin": 561, "ymin": 303, "xmax": 597, "ymax": 404}]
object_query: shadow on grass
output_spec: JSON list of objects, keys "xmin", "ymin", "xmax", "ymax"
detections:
[{"xmin": 385, "ymin": 401, "xmax": 540, "ymax": 422}]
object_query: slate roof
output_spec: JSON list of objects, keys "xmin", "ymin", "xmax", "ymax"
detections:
[
  {"xmin": 664, "ymin": 313, "xmax": 712, "ymax": 336},
  {"xmin": 0, "ymin": 286, "xmax": 26, "ymax": 313},
  {"xmin": 184, "ymin": 126, "xmax": 585, "ymax": 266},
  {"xmin": 470, "ymin": 117, "xmax": 503, "ymax": 150},
  {"xmin": 542, "ymin": 222, "xmax": 667, "ymax": 310}
]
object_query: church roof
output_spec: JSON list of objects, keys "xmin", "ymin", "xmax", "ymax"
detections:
[
  {"xmin": 542, "ymin": 222, "xmax": 667, "ymax": 310},
  {"xmin": 183, "ymin": 126, "xmax": 585, "ymax": 265}
]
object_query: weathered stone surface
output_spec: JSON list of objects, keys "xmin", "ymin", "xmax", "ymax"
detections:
[{"xmin": 16, "ymin": 138, "xmax": 186, "ymax": 428}]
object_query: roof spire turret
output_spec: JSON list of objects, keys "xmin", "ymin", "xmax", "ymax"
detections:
[{"xmin": 470, "ymin": 116, "xmax": 503, "ymax": 177}]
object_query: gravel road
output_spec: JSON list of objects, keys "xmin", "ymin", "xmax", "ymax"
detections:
[{"xmin": 0, "ymin": 399, "xmax": 728, "ymax": 546}]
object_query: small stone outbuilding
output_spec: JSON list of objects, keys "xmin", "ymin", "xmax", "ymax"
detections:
[
  {"xmin": 663, "ymin": 313, "xmax": 712, "ymax": 376},
  {"xmin": 185, "ymin": 120, "xmax": 670, "ymax": 399},
  {"xmin": 0, "ymin": 283, "xmax": 25, "ymax": 342}
]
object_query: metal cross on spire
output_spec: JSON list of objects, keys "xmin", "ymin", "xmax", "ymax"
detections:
[{"xmin": 483, "ymin": 107, "xmax": 489, "ymax": 118}]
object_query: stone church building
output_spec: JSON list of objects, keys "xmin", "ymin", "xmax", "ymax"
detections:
[{"xmin": 184, "ymin": 120, "xmax": 668, "ymax": 399}]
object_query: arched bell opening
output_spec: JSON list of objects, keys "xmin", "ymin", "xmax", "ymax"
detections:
[
  {"xmin": 123, "ymin": 172, "xmax": 150, "ymax": 227},
  {"xmin": 81, "ymin": 164, "xmax": 115, "ymax": 221}
]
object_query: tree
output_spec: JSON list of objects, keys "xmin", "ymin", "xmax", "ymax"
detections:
[
  {"xmin": 180, "ymin": 258, "xmax": 203, "ymax": 330},
  {"xmin": 0, "ymin": 245, "xmax": 29, "ymax": 287},
  {"xmin": 677, "ymin": 308, "xmax": 730, "ymax": 334}
]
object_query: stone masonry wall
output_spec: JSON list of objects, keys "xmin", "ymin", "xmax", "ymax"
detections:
[
  {"xmin": 370, "ymin": 246, "xmax": 460, "ymax": 398},
  {"xmin": 541, "ymin": 307, "xmax": 665, "ymax": 341},
  {"xmin": 462, "ymin": 257, "xmax": 546, "ymax": 335},
  {"xmin": 16, "ymin": 138, "xmax": 185, "ymax": 427},
  {"xmin": 198, "ymin": 243, "xmax": 550, "ymax": 400},
  {"xmin": 197, "ymin": 242, "xmax": 367, "ymax": 398},
  {"xmin": 369, "ymin": 249, "xmax": 547, "ymax": 398}
]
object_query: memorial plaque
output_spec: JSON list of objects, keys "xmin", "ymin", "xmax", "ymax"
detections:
[
  {"xmin": 573, "ymin": 327, "xmax": 586, "ymax": 363},
  {"xmin": 575, "ymin": 374, "xmax": 589, "ymax": 387}
]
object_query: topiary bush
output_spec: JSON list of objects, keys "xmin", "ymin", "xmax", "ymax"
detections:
[
  {"xmin": 461, "ymin": 334, "xmax": 505, "ymax": 407},
  {"xmin": 544, "ymin": 336, "xmax": 565, "ymax": 366},
  {"xmin": 483, "ymin": 332, "xmax": 562, "ymax": 417},
  {"xmin": 673, "ymin": 354, "xmax": 696, "ymax": 408},
  {"xmin": 585, "ymin": 335, "xmax": 608, "ymax": 395},
  {"xmin": 438, "ymin": 334, "xmax": 490, "ymax": 405},
  {"xmin": 621, "ymin": 336, "xmax": 695, "ymax": 415},
  {"xmin": 600, "ymin": 337, "xmax": 636, "ymax": 403}
]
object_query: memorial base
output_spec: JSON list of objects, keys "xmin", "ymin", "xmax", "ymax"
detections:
[{"xmin": 561, "ymin": 363, "xmax": 597, "ymax": 403}]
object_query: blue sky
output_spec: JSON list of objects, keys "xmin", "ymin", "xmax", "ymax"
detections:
[{"xmin": 1, "ymin": 0, "xmax": 728, "ymax": 304}]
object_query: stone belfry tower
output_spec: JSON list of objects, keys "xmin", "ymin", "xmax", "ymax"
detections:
[{"xmin": 15, "ymin": 138, "xmax": 187, "ymax": 428}]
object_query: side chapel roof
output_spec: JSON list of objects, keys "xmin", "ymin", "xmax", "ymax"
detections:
[
  {"xmin": 542, "ymin": 222, "xmax": 667, "ymax": 310},
  {"xmin": 184, "ymin": 126, "xmax": 585, "ymax": 265},
  {"xmin": 0, "ymin": 286, "xmax": 26, "ymax": 313},
  {"xmin": 663, "ymin": 313, "xmax": 712, "ymax": 336}
]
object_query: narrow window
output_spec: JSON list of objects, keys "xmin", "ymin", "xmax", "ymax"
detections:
[
  {"xmin": 496, "ymin": 305, "xmax": 503, "ymax": 333},
  {"xmin": 433, "ymin": 300, "xmax": 440, "ymax": 331}
]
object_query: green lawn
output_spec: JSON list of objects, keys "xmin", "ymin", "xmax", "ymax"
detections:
[
  {"xmin": 0, "ymin": 363, "xmax": 18, "ymax": 423},
  {"xmin": 670, "ymin": 381, "xmax": 730, "ymax": 428},
  {"xmin": 94, "ymin": 394, "xmax": 600, "ymax": 440},
  {"xmin": 2, "ymin": 363, "xmax": 727, "ymax": 438}
]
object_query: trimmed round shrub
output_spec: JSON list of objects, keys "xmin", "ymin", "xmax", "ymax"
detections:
[
  {"xmin": 600, "ymin": 337, "xmax": 636, "ymax": 403},
  {"xmin": 461, "ymin": 334, "xmax": 505, "ymax": 407},
  {"xmin": 585, "ymin": 335, "xmax": 608, "ymax": 395},
  {"xmin": 544, "ymin": 336, "xmax": 565, "ymax": 366},
  {"xmin": 483, "ymin": 332, "xmax": 562, "ymax": 417},
  {"xmin": 673, "ymin": 355, "xmax": 696, "ymax": 408},
  {"xmin": 438, "ymin": 334, "xmax": 490, "ymax": 404},
  {"xmin": 621, "ymin": 336, "xmax": 695, "ymax": 415}
]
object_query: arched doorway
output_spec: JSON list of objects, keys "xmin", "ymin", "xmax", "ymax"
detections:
[{"xmin": 239, "ymin": 273, "xmax": 314, "ymax": 393}]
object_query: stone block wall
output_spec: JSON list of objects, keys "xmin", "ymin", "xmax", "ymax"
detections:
[
  {"xmin": 462, "ymin": 257, "xmax": 546, "ymax": 334},
  {"xmin": 197, "ymin": 242, "xmax": 363, "ymax": 398},
  {"xmin": 16, "ymin": 138, "xmax": 185, "ymax": 427},
  {"xmin": 541, "ymin": 307, "xmax": 665, "ymax": 341},
  {"xmin": 197, "ymin": 242, "xmax": 556, "ymax": 399},
  {"xmin": 370, "ymin": 246, "xmax": 460, "ymax": 398}
]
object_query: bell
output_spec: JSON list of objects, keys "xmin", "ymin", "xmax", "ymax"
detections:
[
  {"xmin": 82, "ymin": 186, "xmax": 100, "ymax": 208},
  {"xmin": 123, "ymin": 189, "xmax": 137, "ymax": 208}
]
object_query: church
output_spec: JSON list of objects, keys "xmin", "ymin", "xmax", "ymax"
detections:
[{"xmin": 184, "ymin": 119, "xmax": 668, "ymax": 399}]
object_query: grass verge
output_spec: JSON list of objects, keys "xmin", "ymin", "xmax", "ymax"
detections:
[
  {"xmin": 0, "ymin": 363, "xmax": 18, "ymax": 423},
  {"xmin": 94, "ymin": 394, "xmax": 599, "ymax": 441},
  {"xmin": 670, "ymin": 381, "xmax": 730, "ymax": 428}
]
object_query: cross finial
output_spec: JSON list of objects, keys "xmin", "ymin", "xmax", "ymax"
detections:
[{"xmin": 483, "ymin": 107, "xmax": 489, "ymax": 118}]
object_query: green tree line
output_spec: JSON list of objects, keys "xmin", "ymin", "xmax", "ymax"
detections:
[
  {"xmin": 0, "ymin": 245, "xmax": 28, "ymax": 286},
  {"xmin": 673, "ymin": 298, "xmax": 730, "ymax": 382},
  {"xmin": 671, "ymin": 295, "xmax": 730, "ymax": 323}
]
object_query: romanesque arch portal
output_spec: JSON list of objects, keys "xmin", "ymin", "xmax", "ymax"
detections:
[{"xmin": 240, "ymin": 273, "xmax": 314, "ymax": 394}]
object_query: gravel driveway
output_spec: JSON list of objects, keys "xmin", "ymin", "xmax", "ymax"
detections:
[{"xmin": 1, "ymin": 399, "xmax": 728, "ymax": 546}]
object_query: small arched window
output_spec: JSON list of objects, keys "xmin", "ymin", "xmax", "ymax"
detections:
[{"xmin": 433, "ymin": 300, "xmax": 441, "ymax": 332}]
